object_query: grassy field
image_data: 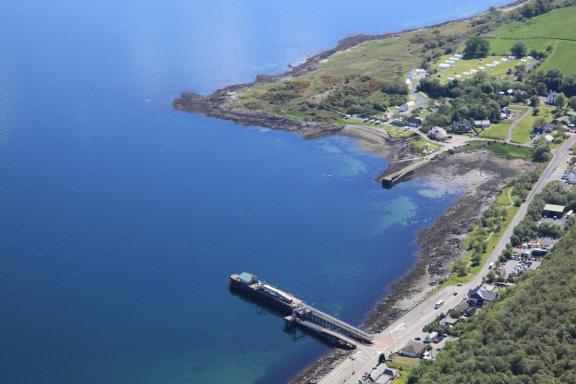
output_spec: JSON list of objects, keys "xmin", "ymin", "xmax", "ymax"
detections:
[
  {"xmin": 433, "ymin": 55, "xmax": 528, "ymax": 81},
  {"xmin": 233, "ymin": 33, "xmax": 423, "ymax": 118},
  {"xmin": 410, "ymin": 136, "xmax": 441, "ymax": 154},
  {"xmin": 232, "ymin": 17, "xmax": 474, "ymax": 121},
  {"xmin": 540, "ymin": 40, "xmax": 576, "ymax": 74},
  {"xmin": 485, "ymin": 6, "xmax": 576, "ymax": 74},
  {"xmin": 388, "ymin": 355, "xmax": 421, "ymax": 384},
  {"xmin": 479, "ymin": 106, "xmax": 530, "ymax": 140},
  {"xmin": 511, "ymin": 104, "xmax": 555, "ymax": 144},
  {"xmin": 479, "ymin": 121, "xmax": 511, "ymax": 140}
]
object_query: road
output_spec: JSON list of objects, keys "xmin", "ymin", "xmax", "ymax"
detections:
[
  {"xmin": 507, "ymin": 107, "xmax": 532, "ymax": 142},
  {"xmin": 319, "ymin": 134, "xmax": 576, "ymax": 384}
]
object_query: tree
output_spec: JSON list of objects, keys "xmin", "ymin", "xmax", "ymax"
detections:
[
  {"xmin": 463, "ymin": 37, "xmax": 490, "ymax": 59},
  {"xmin": 556, "ymin": 93, "xmax": 567, "ymax": 109},
  {"xmin": 562, "ymin": 76, "xmax": 576, "ymax": 98},
  {"xmin": 569, "ymin": 96, "xmax": 576, "ymax": 110},
  {"xmin": 533, "ymin": 118, "xmax": 547, "ymax": 131},
  {"xmin": 515, "ymin": 64, "xmax": 526, "ymax": 79},
  {"xmin": 530, "ymin": 49, "xmax": 548, "ymax": 60},
  {"xmin": 424, "ymin": 111, "xmax": 451, "ymax": 128},
  {"xmin": 453, "ymin": 259, "xmax": 468, "ymax": 277},
  {"xmin": 417, "ymin": 78, "xmax": 448, "ymax": 98},
  {"xmin": 378, "ymin": 353, "xmax": 386, "ymax": 364},
  {"xmin": 529, "ymin": 96, "xmax": 540, "ymax": 108},
  {"xmin": 533, "ymin": 143, "xmax": 552, "ymax": 162},
  {"xmin": 511, "ymin": 42, "xmax": 528, "ymax": 58},
  {"xmin": 544, "ymin": 69, "xmax": 564, "ymax": 92},
  {"xmin": 485, "ymin": 270, "xmax": 496, "ymax": 283},
  {"xmin": 471, "ymin": 253, "xmax": 482, "ymax": 267}
]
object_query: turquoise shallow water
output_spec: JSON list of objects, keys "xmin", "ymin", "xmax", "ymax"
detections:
[{"xmin": 0, "ymin": 1, "xmax": 510, "ymax": 383}]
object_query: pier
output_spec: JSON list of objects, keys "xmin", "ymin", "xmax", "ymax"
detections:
[
  {"xmin": 230, "ymin": 272, "xmax": 373, "ymax": 348},
  {"xmin": 379, "ymin": 158, "xmax": 430, "ymax": 188}
]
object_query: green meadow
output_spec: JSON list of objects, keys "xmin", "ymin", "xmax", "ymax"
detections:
[{"xmin": 485, "ymin": 7, "xmax": 576, "ymax": 74}]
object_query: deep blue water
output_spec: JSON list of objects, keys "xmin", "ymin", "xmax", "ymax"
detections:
[{"xmin": 0, "ymin": 1, "xmax": 510, "ymax": 383}]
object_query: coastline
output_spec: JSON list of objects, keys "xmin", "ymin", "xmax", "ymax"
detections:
[
  {"xmin": 173, "ymin": 0, "xmax": 529, "ymax": 139},
  {"xmin": 288, "ymin": 151, "xmax": 533, "ymax": 384},
  {"xmin": 172, "ymin": 1, "xmax": 534, "ymax": 383}
]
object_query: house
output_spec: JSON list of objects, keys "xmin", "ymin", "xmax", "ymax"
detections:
[
  {"xmin": 474, "ymin": 120, "xmax": 491, "ymax": 129},
  {"xmin": 398, "ymin": 101, "xmax": 416, "ymax": 112},
  {"xmin": 399, "ymin": 341, "xmax": 426, "ymax": 358},
  {"xmin": 407, "ymin": 116, "xmax": 423, "ymax": 128},
  {"xmin": 439, "ymin": 315, "xmax": 459, "ymax": 327},
  {"xmin": 468, "ymin": 284, "xmax": 498, "ymax": 306},
  {"xmin": 533, "ymin": 123, "xmax": 554, "ymax": 135},
  {"xmin": 542, "ymin": 204, "xmax": 565, "ymax": 218},
  {"xmin": 554, "ymin": 116, "xmax": 571, "ymax": 126},
  {"xmin": 392, "ymin": 118, "xmax": 406, "ymax": 126},
  {"xmin": 428, "ymin": 126, "xmax": 449, "ymax": 141},
  {"xmin": 369, "ymin": 363, "xmax": 398, "ymax": 383},
  {"xmin": 546, "ymin": 92, "xmax": 557, "ymax": 106},
  {"xmin": 452, "ymin": 120, "xmax": 471, "ymax": 133}
]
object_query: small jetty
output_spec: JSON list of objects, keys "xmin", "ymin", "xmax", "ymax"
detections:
[
  {"xmin": 230, "ymin": 272, "xmax": 373, "ymax": 349},
  {"xmin": 378, "ymin": 158, "xmax": 430, "ymax": 188}
]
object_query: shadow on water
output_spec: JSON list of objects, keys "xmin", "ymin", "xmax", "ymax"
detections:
[{"xmin": 228, "ymin": 286, "xmax": 343, "ymax": 350}]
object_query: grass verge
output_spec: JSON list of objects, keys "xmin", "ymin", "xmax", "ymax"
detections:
[
  {"xmin": 457, "ymin": 140, "xmax": 533, "ymax": 160},
  {"xmin": 443, "ymin": 187, "xmax": 519, "ymax": 286}
]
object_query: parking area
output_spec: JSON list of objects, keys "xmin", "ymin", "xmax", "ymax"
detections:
[{"xmin": 502, "ymin": 258, "xmax": 541, "ymax": 278}]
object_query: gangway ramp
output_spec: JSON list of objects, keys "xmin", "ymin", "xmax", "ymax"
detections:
[
  {"xmin": 286, "ymin": 316, "xmax": 357, "ymax": 349},
  {"xmin": 294, "ymin": 304, "xmax": 373, "ymax": 344}
]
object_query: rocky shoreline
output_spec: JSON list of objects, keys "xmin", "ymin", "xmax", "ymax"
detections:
[
  {"xmin": 288, "ymin": 151, "xmax": 533, "ymax": 384},
  {"xmin": 173, "ymin": 91, "xmax": 344, "ymax": 139}
]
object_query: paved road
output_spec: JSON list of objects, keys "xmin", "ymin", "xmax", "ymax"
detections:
[{"xmin": 319, "ymin": 134, "xmax": 576, "ymax": 384}]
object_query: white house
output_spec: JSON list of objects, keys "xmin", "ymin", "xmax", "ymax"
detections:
[
  {"xmin": 546, "ymin": 92, "xmax": 558, "ymax": 106},
  {"xmin": 428, "ymin": 126, "xmax": 449, "ymax": 141},
  {"xmin": 474, "ymin": 120, "xmax": 491, "ymax": 129}
]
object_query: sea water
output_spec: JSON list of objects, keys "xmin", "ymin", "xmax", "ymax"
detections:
[{"xmin": 0, "ymin": 0, "xmax": 510, "ymax": 383}]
